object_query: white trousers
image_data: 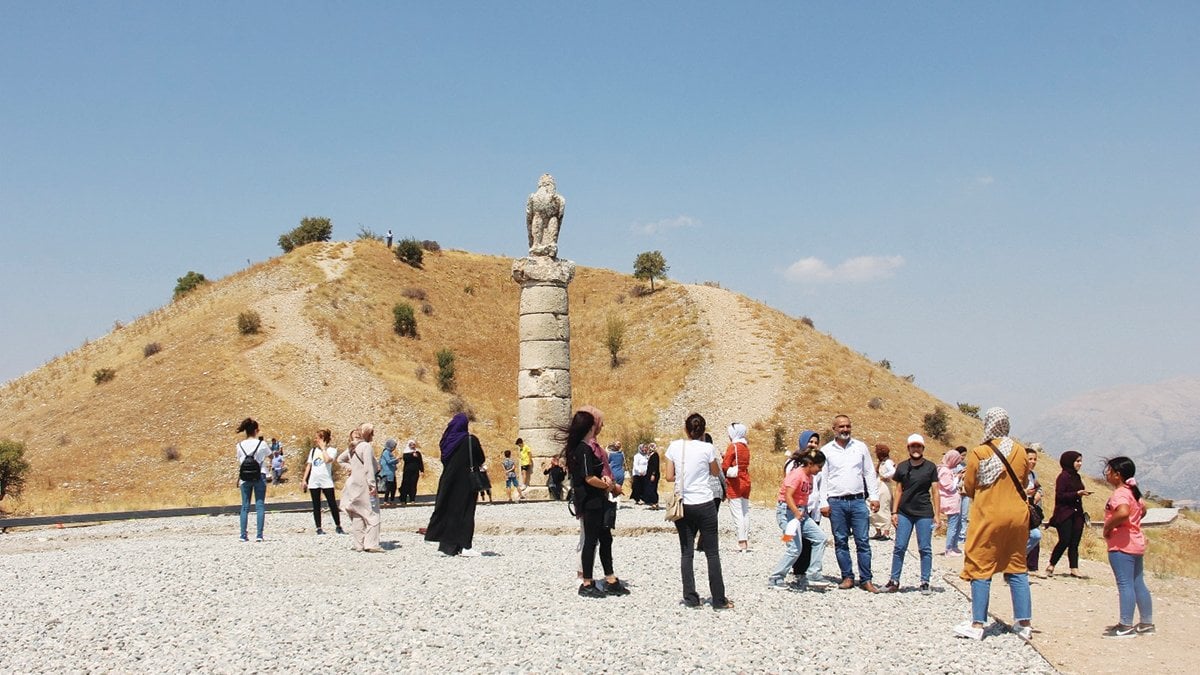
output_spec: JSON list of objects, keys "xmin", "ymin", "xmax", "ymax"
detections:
[{"xmin": 727, "ymin": 497, "xmax": 751, "ymax": 543}]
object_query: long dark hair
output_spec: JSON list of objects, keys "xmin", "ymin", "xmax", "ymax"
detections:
[
  {"xmin": 562, "ymin": 410, "xmax": 595, "ymax": 475},
  {"xmin": 236, "ymin": 417, "xmax": 258, "ymax": 437},
  {"xmin": 1106, "ymin": 456, "xmax": 1142, "ymax": 501}
]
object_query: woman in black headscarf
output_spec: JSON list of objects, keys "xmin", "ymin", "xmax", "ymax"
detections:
[
  {"xmin": 1047, "ymin": 450, "xmax": 1091, "ymax": 577},
  {"xmin": 425, "ymin": 413, "xmax": 485, "ymax": 557}
]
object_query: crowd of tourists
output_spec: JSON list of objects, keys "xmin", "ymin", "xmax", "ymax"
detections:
[{"xmin": 234, "ymin": 405, "xmax": 1155, "ymax": 640}]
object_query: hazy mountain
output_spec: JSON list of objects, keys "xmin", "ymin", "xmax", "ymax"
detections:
[{"xmin": 1025, "ymin": 376, "xmax": 1200, "ymax": 501}]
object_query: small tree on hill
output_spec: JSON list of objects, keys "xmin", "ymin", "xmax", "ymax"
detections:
[
  {"xmin": 395, "ymin": 237, "xmax": 424, "ymax": 268},
  {"xmin": 923, "ymin": 406, "xmax": 951, "ymax": 443},
  {"xmin": 604, "ymin": 314, "xmax": 626, "ymax": 368},
  {"xmin": 278, "ymin": 216, "xmax": 332, "ymax": 253},
  {"xmin": 0, "ymin": 439, "xmax": 31, "ymax": 501},
  {"xmin": 436, "ymin": 348, "xmax": 456, "ymax": 392},
  {"xmin": 174, "ymin": 271, "xmax": 209, "ymax": 299},
  {"xmin": 393, "ymin": 303, "xmax": 417, "ymax": 337},
  {"xmin": 957, "ymin": 402, "xmax": 981, "ymax": 419},
  {"xmin": 633, "ymin": 250, "xmax": 669, "ymax": 291}
]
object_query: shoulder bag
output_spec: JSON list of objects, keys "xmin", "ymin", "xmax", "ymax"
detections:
[
  {"xmin": 725, "ymin": 442, "xmax": 740, "ymax": 479},
  {"xmin": 665, "ymin": 441, "xmax": 686, "ymax": 522},
  {"xmin": 988, "ymin": 441, "xmax": 1044, "ymax": 530},
  {"xmin": 467, "ymin": 436, "xmax": 486, "ymax": 492}
]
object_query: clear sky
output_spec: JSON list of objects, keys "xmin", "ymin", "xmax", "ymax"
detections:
[{"xmin": 2, "ymin": 2, "xmax": 1197, "ymax": 426}]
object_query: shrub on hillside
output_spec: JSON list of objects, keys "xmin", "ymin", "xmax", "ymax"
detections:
[
  {"xmin": 421, "ymin": 302, "xmax": 434, "ymax": 316},
  {"xmin": 357, "ymin": 226, "xmax": 385, "ymax": 242},
  {"xmin": 401, "ymin": 287, "xmax": 427, "ymax": 301},
  {"xmin": 447, "ymin": 395, "xmax": 476, "ymax": 421},
  {"xmin": 173, "ymin": 271, "xmax": 209, "ymax": 300},
  {"xmin": 278, "ymin": 216, "xmax": 332, "ymax": 253},
  {"xmin": 395, "ymin": 238, "xmax": 424, "ymax": 267},
  {"xmin": 0, "ymin": 439, "xmax": 32, "ymax": 500},
  {"xmin": 421, "ymin": 240, "xmax": 441, "ymax": 252},
  {"xmin": 92, "ymin": 368, "xmax": 116, "ymax": 385},
  {"xmin": 604, "ymin": 314, "xmax": 626, "ymax": 368},
  {"xmin": 629, "ymin": 284, "xmax": 651, "ymax": 298},
  {"xmin": 163, "ymin": 446, "xmax": 180, "ymax": 461},
  {"xmin": 878, "ymin": 359, "xmax": 892, "ymax": 371},
  {"xmin": 436, "ymin": 348, "xmax": 456, "ymax": 392},
  {"xmin": 143, "ymin": 342, "xmax": 163, "ymax": 358},
  {"xmin": 868, "ymin": 397, "xmax": 884, "ymax": 410},
  {"xmin": 237, "ymin": 310, "xmax": 262, "ymax": 335},
  {"xmin": 773, "ymin": 426, "xmax": 787, "ymax": 453},
  {"xmin": 463, "ymin": 284, "xmax": 475, "ymax": 296},
  {"xmin": 800, "ymin": 316, "xmax": 814, "ymax": 328},
  {"xmin": 393, "ymin": 303, "xmax": 417, "ymax": 337},
  {"xmin": 414, "ymin": 366, "xmax": 427, "ymax": 382},
  {"xmin": 957, "ymin": 402, "xmax": 981, "ymax": 419},
  {"xmin": 923, "ymin": 406, "xmax": 950, "ymax": 443}
]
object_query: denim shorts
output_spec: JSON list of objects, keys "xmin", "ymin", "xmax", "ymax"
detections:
[{"xmin": 505, "ymin": 476, "xmax": 520, "ymax": 488}]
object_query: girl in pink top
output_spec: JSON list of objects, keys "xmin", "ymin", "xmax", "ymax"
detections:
[{"xmin": 1100, "ymin": 456, "xmax": 1153, "ymax": 638}]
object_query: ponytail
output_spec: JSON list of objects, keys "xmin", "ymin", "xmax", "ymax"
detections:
[{"xmin": 1106, "ymin": 456, "xmax": 1142, "ymax": 501}]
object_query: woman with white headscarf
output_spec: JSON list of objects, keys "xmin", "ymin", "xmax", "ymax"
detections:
[
  {"xmin": 399, "ymin": 439, "xmax": 424, "ymax": 504},
  {"xmin": 954, "ymin": 407, "xmax": 1033, "ymax": 641},
  {"xmin": 722, "ymin": 422, "xmax": 752, "ymax": 553}
]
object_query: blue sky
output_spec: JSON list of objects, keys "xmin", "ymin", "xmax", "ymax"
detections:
[{"xmin": 2, "ymin": 2, "xmax": 1197, "ymax": 426}]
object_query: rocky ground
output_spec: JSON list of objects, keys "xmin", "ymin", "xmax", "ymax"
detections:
[{"xmin": 0, "ymin": 501, "xmax": 1057, "ymax": 674}]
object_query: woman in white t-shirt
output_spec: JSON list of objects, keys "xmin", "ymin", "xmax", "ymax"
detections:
[
  {"xmin": 235, "ymin": 417, "xmax": 270, "ymax": 542},
  {"xmin": 302, "ymin": 428, "xmax": 345, "ymax": 535},
  {"xmin": 664, "ymin": 413, "xmax": 732, "ymax": 610}
]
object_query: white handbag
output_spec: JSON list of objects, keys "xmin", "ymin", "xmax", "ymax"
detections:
[{"xmin": 725, "ymin": 442, "xmax": 740, "ymax": 478}]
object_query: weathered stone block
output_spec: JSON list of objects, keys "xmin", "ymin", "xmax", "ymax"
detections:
[
  {"xmin": 518, "ymin": 397, "xmax": 572, "ymax": 429},
  {"xmin": 517, "ymin": 368, "xmax": 571, "ymax": 398},
  {"xmin": 512, "ymin": 257, "xmax": 576, "ymax": 285},
  {"xmin": 519, "ymin": 313, "xmax": 570, "ymax": 342},
  {"xmin": 519, "ymin": 285, "xmax": 569, "ymax": 315},
  {"xmin": 517, "ymin": 427, "xmax": 564, "ymax": 458},
  {"xmin": 519, "ymin": 340, "xmax": 570, "ymax": 371}
]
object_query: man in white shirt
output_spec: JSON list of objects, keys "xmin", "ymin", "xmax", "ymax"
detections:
[{"xmin": 819, "ymin": 415, "xmax": 881, "ymax": 592}]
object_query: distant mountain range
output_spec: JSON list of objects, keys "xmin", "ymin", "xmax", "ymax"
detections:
[{"xmin": 1025, "ymin": 376, "xmax": 1200, "ymax": 502}]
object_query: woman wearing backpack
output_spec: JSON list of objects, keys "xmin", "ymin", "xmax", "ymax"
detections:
[{"xmin": 236, "ymin": 417, "xmax": 270, "ymax": 542}]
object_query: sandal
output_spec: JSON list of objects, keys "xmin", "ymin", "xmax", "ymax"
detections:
[
  {"xmin": 1044, "ymin": 566, "xmax": 1055, "ymax": 577},
  {"xmin": 713, "ymin": 599, "xmax": 735, "ymax": 610}
]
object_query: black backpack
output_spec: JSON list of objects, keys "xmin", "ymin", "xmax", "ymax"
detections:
[{"xmin": 239, "ymin": 441, "xmax": 264, "ymax": 481}]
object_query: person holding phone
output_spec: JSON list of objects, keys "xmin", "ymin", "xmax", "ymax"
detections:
[{"xmin": 1047, "ymin": 450, "xmax": 1091, "ymax": 577}]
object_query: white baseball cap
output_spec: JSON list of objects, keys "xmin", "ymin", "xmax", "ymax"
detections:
[{"xmin": 906, "ymin": 434, "xmax": 926, "ymax": 447}]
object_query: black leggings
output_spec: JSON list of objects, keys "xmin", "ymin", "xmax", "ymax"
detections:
[
  {"xmin": 580, "ymin": 507, "xmax": 614, "ymax": 580},
  {"xmin": 309, "ymin": 488, "xmax": 341, "ymax": 530},
  {"xmin": 383, "ymin": 479, "xmax": 397, "ymax": 503},
  {"xmin": 1050, "ymin": 514, "xmax": 1084, "ymax": 568}
]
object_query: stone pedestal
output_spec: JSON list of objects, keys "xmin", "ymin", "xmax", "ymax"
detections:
[{"xmin": 512, "ymin": 256, "xmax": 576, "ymax": 487}]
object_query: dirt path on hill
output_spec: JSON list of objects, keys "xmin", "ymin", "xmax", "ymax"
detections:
[
  {"xmin": 243, "ymin": 242, "xmax": 396, "ymax": 433},
  {"xmin": 657, "ymin": 284, "xmax": 785, "ymax": 437}
]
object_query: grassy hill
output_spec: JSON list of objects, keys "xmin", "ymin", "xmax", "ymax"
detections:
[{"xmin": 0, "ymin": 240, "xmax": 985, "ymax": 516}]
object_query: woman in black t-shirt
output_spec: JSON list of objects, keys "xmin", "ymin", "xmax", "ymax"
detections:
[
  {"xmin": 564, "ymin": 408, "xmax": 629, "ymax": 599},
  {"xmin": 883, "ymin": 434, "xmax": 942, "ymax": 594}
]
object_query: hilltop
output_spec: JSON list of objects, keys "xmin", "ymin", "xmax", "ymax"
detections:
[{"xmin": 0, "ymin": 240, "xmax": 982, "ymax": 515}]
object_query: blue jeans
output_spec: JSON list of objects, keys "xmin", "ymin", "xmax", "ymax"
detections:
[
  {"xmin": 958, "ymin": 496, "xmax": 971, "ymax": 550},
  {"xmin": 970, "ymin": 573, "xmax": 1031, "ymax": 624},
  {"xmin": 1108, "ymin": 551, "xmax": 1152, "ymax": 626},
  {"xmin": 240, "ymin": 478, "xmax": 266, "ymax": 539},
  {"xmin": 944, "ymin": 512, "xmax": 964, "ymax": 552},
  {"xmin": 890, "ymin": 513, "xmax": 933, "ymax": 584},
  {"xmin": 769, "ymin": 503, "xmax": 826, "ymax": 583},
  {"xmin": 829, "ymin": 497, "xmax": 872, "ymax": 583}
]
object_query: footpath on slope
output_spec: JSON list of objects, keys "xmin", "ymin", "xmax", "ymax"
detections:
[
  {"xmin": 656, "ymin": 284, "xmax": 785, "ymax": 435},
  {"xmin": 242, "ymin": 242, "xmax": 399, "ymax": 436}
]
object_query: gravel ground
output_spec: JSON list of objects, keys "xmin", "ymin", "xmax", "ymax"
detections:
[{"xmin": 0, "ymin": 501, "xmax": 1053, "ymax": 674}]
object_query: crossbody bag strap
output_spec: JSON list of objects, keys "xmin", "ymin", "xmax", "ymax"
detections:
[
  {"xmin": 987, "ymin": 440, "xmax": 1026, "ymax": 501},
  {"xmin": 675, "ymin": 441, "xmax": 686, "ymax": 495},
  {"xmin": 468, "ymin": 436, "xmax": 477, "ymax": 472}
]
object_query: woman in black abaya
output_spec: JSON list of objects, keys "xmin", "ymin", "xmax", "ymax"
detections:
[{"xmin": 425, "ymin": 413, "xmax": 485, "ymax": 556}]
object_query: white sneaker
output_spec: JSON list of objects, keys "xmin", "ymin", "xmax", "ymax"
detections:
[
  {"xmin": 954, "ymin": 621, "xmax": 984, "ymax": 640},
  {"xmin": 1013, "ymin": 624, "xmax": 1033, "ymax": 641},
  {"xmin": 459, "ymin": 548, "xmax": 481, "ymax": 557}
]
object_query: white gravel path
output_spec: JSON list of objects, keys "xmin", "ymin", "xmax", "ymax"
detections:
[{"xmin": 0, "ymin": 502, "xmax": 1053, "ymax": 674}]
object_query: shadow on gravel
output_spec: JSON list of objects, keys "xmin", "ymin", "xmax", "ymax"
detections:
[{"xmin": 472, "ymin": 524, "xmax": 676, "ymax": 537}]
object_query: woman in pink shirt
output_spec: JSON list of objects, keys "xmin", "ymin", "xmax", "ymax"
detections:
[{"xmin": 1100, "ymin": 456, "xmax": 1154, "ymax": 638}]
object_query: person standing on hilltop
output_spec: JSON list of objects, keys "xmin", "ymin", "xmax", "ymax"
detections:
[
  {"xmin": 385, "ymin": 229, "xmax": 393, "ymax": 248},
  {"xmin": 954, "ymin": 407, "xmax": 1033, "ymax": 641},
  {"xmin": 819, "ymin": 415, "xmax": 881, "ymax": 593},
  {"xmin": 236, "ymin": 418, "xmax": 270, "ymax": 542},
  {"xmin": 1046, "ymin": 450, "xmax": 1091, "ymax": 578},
  {"xmin": 338, "ymin": 424, "xmax": 383, "ymax": 552},
  {"xmin": 722, "ymin": 422, "xmax": 752, "ymax": 553}
]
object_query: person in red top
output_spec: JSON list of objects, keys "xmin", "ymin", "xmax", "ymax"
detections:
[
  {"xmin": 722, "ymin": 422, "xmax": 752, "ymax": 552},
  {"xmin": 1101, "ymin": 456, "xmax": 1154, "ymax": 638},
  {"xmin": 766, "ymin": 451, "xmax": 829, "ymax": 589}
]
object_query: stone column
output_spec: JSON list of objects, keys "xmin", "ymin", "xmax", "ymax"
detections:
[{"xmin": 512, "ymin": 256, "xmax": 575, "ymax": 495}]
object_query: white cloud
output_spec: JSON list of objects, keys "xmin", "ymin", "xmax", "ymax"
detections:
[
  {"xmin": 632, "ymin": 215, "xmax": 699, "ymax": 235},
  {"xmin": 976, "ymin": 175, "xmax": 995, "ymax": 186},
  {"xmin": 784, "ymin": 255, "xmax": 905, "ymax": 283}
]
